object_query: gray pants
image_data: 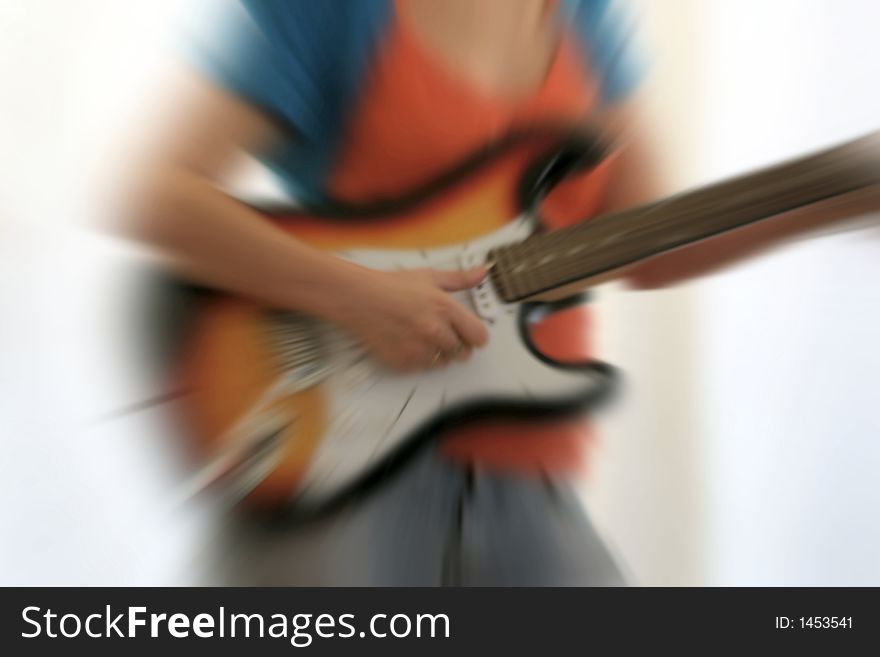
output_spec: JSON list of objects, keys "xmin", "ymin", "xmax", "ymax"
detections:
[{"xmin": 210, "ymin": 449, "xmax": 627, "ymax": 586}]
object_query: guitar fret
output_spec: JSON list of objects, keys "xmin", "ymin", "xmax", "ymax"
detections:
[{"xmin": 492, "ymin": 132, "xmax": 880, "ymax": 301}]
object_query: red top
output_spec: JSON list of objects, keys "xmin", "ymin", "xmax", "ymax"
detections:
[{"xmin": 328, "ymin": 6, "xmax": 617, "ymax": 473}]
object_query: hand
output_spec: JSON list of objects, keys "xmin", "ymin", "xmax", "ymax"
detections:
[{"xmin": 332, "ymin": 265, "xmax": 489, "ymax": 372}]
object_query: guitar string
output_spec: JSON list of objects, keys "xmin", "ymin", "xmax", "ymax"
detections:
[
  {"xmin": 524, "ymin": 173, "xmax": 837, "ymax": 288},
  {"xmin": 554, "ymin": 142, "xmax": 880, "ymax": 290},
  {"xmin": 269, "ymin": 137, "xmax": 880, "ymax": 365},
  {"xmin": 493, "ymin": 145, "xmax": 879, "ymax": 298},
  {"xmin": 518, "ymin": 145, "xmax": 866, "ymax": 289}
]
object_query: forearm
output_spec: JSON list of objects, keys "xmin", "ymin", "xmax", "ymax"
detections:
[{"xmin": 124, "ymin": 165, "xmax": 364, "ymax": 321}]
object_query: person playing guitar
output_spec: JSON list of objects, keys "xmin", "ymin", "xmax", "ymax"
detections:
[{"xmin": 122, "ymin": 0, "xmax": 878, "ymax": 585}]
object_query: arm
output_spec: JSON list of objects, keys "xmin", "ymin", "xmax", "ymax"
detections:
[
  {"xmin": 119, "ymin": 70, "xmax": 487, "ymax": 370},
  {"xmin": 123, "ymin": 71, "xmax": 361, "ymax": 319}
]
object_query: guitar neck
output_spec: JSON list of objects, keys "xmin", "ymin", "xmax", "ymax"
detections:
[{"xmin": 489, "ymin": 131, "xmax": 880, "ymax": 302}]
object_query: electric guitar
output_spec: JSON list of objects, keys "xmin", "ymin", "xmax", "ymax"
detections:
[{"xmin": 154, "ymin": 127, "xmax": 880, "ymax": 520}]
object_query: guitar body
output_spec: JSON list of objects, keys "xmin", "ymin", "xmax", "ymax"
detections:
[
  {"xmin": 162, "ymin": 129, "xmax": 618, "ymax": 518},
  {"xmin": 148, "ymin": 126, "xmax": 880, "ymax": 518}
]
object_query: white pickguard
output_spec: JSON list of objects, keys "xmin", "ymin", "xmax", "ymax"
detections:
[{"xmin": 235, "ymin": 216, "xmax": 610, "ymax": 509}]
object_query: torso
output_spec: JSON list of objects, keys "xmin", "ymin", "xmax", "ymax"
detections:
[{"xmin": 325, "ymin": 0, "xmax": 615, "ymax": 472}]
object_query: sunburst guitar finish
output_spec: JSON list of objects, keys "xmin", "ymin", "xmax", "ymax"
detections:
[{"xmin": 165, "ymin": 129, "xmax": 620, "ymax": 518}]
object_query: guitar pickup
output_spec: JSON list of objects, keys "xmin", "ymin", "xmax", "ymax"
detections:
[{"xmin": 459, "ymin": 249, "xmax": 502, "ymax": 322}]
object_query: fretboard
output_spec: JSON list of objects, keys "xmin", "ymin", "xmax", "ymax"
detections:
[{"xmin": 489, "ymin": 131, "xmax": 880, "ymax": 302}]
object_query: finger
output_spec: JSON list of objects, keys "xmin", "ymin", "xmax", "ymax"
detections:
[
  {"xmin": 453, "ymin": 344, "xmax": 472, "ymax": 362},
  {"xmin": 415, "ymin": 323, "xmax": 459, "ymax": 369},
  {"xmin": 386, "ymin": 344, "xmax": 424, "ymax": 373},
  {"xmin": 428, "ymin": 350, "xmax": 448, "ymax": 369},
  {"xmin": 402, "ymin": 349, "xmax": 429, "ymax": 372},
  {"xmin": 429, "ymin": 266, "xmax": 487, "ymax": 292},
  {"xmin": 447, "ymin": 301, "xmax": 489, "ymax": 348},
  {"xmin": 431, "ymin": 322, "xmax": 462, "ymax": 358}
]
